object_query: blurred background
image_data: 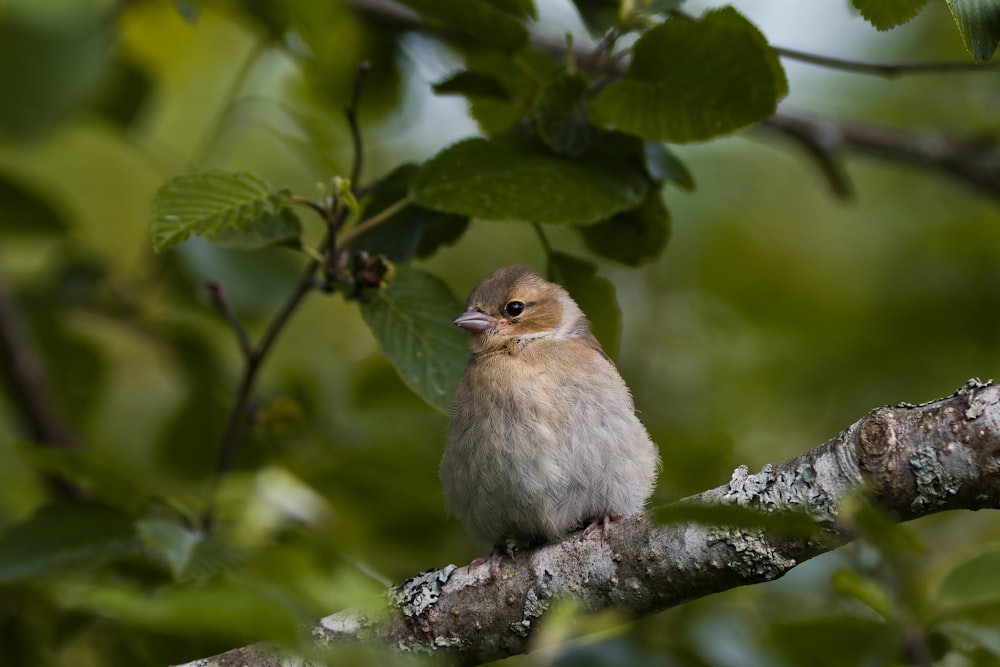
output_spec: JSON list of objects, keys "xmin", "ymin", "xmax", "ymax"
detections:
[{"xmin": 2, "ymin": 0, "xmax": 1000, "ymax": 664}]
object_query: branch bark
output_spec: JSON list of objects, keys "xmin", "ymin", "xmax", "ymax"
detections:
[{"xmin": 176, "ymin": 378, "xmax": 1000, "ymax": 667}]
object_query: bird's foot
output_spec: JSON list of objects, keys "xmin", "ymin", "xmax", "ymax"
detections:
[
  {"xmin": 582, "ymin": 514, "xmax": 623, "ymax": 542},
  {"xmin": 470, "ymin": 543, "xmax": 516, "ymax": 580}
]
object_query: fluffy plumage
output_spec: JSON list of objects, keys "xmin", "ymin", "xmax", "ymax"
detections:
[{"xmin": 440, "ymin": 265, "xmax": 660, "ymax": 550}]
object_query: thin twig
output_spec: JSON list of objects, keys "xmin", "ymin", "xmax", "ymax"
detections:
[
  {"xmin": 201, "ymin": 63, "xmax": 376, "ymax": 530},
  {"xmin": 347, "ymin": 61, "xmax": 372, "ymax": 195},
  {"xmin": 0, "ymin": 256, "xmax": 83, "ymax": 500},
  {"xmin": 203, "ymin": 282, "xmax": 253, "ymax": 361},
  {"xmin": 774, "ymin": 46, "xmax": 999, "ymax": 78},
  {"xmin": 763, "ymin": 113, "xmax": 1000, "ymax": 201}
]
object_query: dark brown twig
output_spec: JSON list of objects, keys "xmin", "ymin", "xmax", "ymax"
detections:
[
  {"xmin": 200, "ymin": 63, "xmax": 373, "ymax": 531},
  {"xmin": 204, "ymin": 282, "xmax": 253, "ymax": 361},
  {"xmin": 346, "ymin": 61, "xmax": 372, "ymax": 195},
  {"xmin": 0, "ymin": 257, "xmax": 83, "ymax": 500},
  {"xmin": 773, "ymin": 46, "xmax": 999, "ymax": 78},
  {"xmin": 764, "ymin": 113, "xmax": 1000, "ymax": 201}
]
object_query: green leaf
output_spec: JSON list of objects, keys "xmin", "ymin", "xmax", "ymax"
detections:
[
  {"xmin": 579, "ymin": 188, "xmax": 670, "ymax": 266},
  {"xmin": 569, "ymin": 0, "xmax": 620, "ymax": 35},
  {"xmin": 14, "ymin": 443, "xmax": 150, "ymax": 516},
  {"xmin": 939, "ymin": 549, "xmax": 1000, "ymax": 601},
  {"xmin": 0, "ymin": 5, "xmax": 113, "ymax": 139},
  {"xmin": 483, "ymin": 0, "xmax": 537, "ymax": 20},
  {"xmin": 831, "ymin": 569, "xmax": 893, "ymax": 618},
  {"xmin": 851, "ymin": 0, "xmax": 930, "ymax": 30},
  {"xmin": 0, "ymin": 173, "xmax": 68, "ymax": 234},
  {"xmin": 947, "ymin": 0, "xmax": 1000, "ymax": 61},
  {"xmin": 353, "ymin": 164, "xmax": 469, "ymax": 262},
  {"xmin": 433, "ymin": 71, "xmax": 512, "ymax": 99},
  {"xmin": 63, "ymin": 581, "xmax": 302, "ymax": 643},
  {"xmin": 547, "ymin": 253, "xmax": 621, "ymax": 358},
  {"xmin": 414, "ymin": 214, "xmax": 471, "ymax": 259},
  {"xmin": 412, "ymin": 133, "xmax": 648, "ymax": 225},
  {"xmin": 644, "ymin": 142, "xmax": 695, "ymax": 190},
  {"xmin": 394, "ymin": 0, "xmax": 529, "ymax": 51},
  {"xmin": 208, "ymin": 208, "xmax": 302, "ymax": 251},
  {"xmin": 769, "ymin": 615, "xmax": 893, "ymax": 667},
  {"xmin": 359, "ymin": 266, "xmax": 468, "ymax": 413},
  {"xmin": 137, "ymin": 519, "xmax": 245, "ymax": 582},
  {"xmin": 591, "ymin": 8, "xmax": 787, "ymax": 142},
  {"xmin": 0, "ymin": 503, "xmax": 139, "ymax": 583},
  {"xmin": 536, "ymin": 73, "xmax": 597, "ymax": 156},
  {"xmin": 150, "ymin": 170, "xmax": 292, "ymax": 253},
  {"xmin": 459, "ymin": 49, "xmax": 558, "ymax": 134}
]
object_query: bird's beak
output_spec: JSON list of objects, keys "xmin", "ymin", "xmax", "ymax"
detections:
[{"xmin": 454, "ymin": 310, "xmax": 495, "ymax": 333}]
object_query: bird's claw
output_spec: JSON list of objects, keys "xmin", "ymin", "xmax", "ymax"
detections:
[
  {"xmin": 470, "ymin": 544, "xmax": 516, "ymax": 580},
  {"xmin": 582, "ymin": 514, "xmax": 622, "ymax": 543}
]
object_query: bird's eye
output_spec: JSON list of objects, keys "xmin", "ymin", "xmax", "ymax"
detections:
[{"xmin": 505, "ymin": 301, "xmax": 525, "ymax": 317}]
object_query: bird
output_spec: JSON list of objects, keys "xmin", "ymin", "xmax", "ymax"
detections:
[{"xmin": 440, "ymin": 265, "xmax": 660, "ymax": 576}]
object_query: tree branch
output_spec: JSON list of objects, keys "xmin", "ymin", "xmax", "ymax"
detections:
[
  {"xmin": 351, "ymin": 0, "xmax": 1000, "ymax": 201},
  {"xmin": 176, "ymin": 378, "xmax": 1000, "ymax": 666},
  {"xmin": 763, "ymin": 113, "xmax": 1000, "ymax": 201}
]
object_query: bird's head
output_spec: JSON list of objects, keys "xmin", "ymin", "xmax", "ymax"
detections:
[{"xmin": 454, "ymin": 265, "xmax": 586, "ymax": 354}]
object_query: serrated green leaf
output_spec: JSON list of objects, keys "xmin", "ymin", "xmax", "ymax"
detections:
[
  {"xmin": 138, "ymin": 519, "xmax": 245, "ymax": 582},
  {"xmin": 939, "ymin": 549, "xmax": 1000, "ymax": 601},
  {"xmin": 460, "ymin": 49, "xmax": 557, "ymax": 134},
  {"xmin": 62, "ymin": 581, "xmax": 301, "ymax": 643},
  {"xmin": 412, "ymin": 133, "xmax": 648, "ymax": 225},
  {"xmin": 394, "ymin": 0, "xmax": 529, "ymax": 51},
  {"xmin": 150, "ymin": 170, "xmax": 291, "ymax": 253},
  {"xmin": 209, "ymin": 208, "xmax": 302, "ymax": 251},
  {"xmin": 0, "ymin": 503, "xmax": 139, "ymax": 583},
  {"xmin": 359, "ymin": 266, "xmax": 468, "ymax": 413},
  {"xmin": 644, "ymin": 142, "xmax": 695, "ymax": 190},
  {"xmin": 947, "ymin": 0, "xmax": 1000, "ymax": 61},
  {"xmin": 536, "ymin": 73, "xmax": 597, "ymax": 156},
  {"xmin": 14, "ymin": 443, "xmax": 150, "ymax": 516},
  {"xmin": 591, "ymin": 8, "xmax": 787, "ymax": 142},
  {"xmin": 547, "ymin": 253, "xmax": 621, "ymax": 358},
  {"xmin": 579, "ymin": 188, "xmax": 670, "ymax": 266},
  {"xmin": 851, "ymin": 0, "xmax": 930, "ymax": 30},
  {"xmin": 433, "ymin": 71, "xmax": 513, "ymax": 99},
  {"xmin": 415, "ymin": 215, "xmax": 470, "ymax": 259},
  {"xmin": 353, "ymin": 164, "xmax": 469, "ymax": 262}
]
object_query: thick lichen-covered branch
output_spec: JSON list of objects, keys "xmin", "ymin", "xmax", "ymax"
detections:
[{"xmin": 177, "ymin": 379, "xmax": 1000, "ymax": 667}]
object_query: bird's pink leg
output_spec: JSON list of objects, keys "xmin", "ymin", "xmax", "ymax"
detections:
[
  {"xmin": 470, "ymin": 544, "xmax": 516, "ymax": 579},
  {"xmin": 582, "ymin": 514, "xmax": 623, "ymax": 542}
]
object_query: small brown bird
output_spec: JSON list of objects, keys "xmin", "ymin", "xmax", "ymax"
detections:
[{"xmin": 440, "ymin": 265, "xmax": 660, "ymax": 574}]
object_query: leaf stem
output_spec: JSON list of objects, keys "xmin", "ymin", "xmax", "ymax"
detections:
[
  {"xmin": 532, "ymin": 222, "xmax": 553, "ymax": 255},
  {"xmin": 339, "ymin": 196, "xmax": 412, "ymax": 249}
]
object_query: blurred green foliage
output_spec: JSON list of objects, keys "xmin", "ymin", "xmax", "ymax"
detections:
[{"xmin": 1, "ymin": 0, "xmax": 1000, "ymax": 665}]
